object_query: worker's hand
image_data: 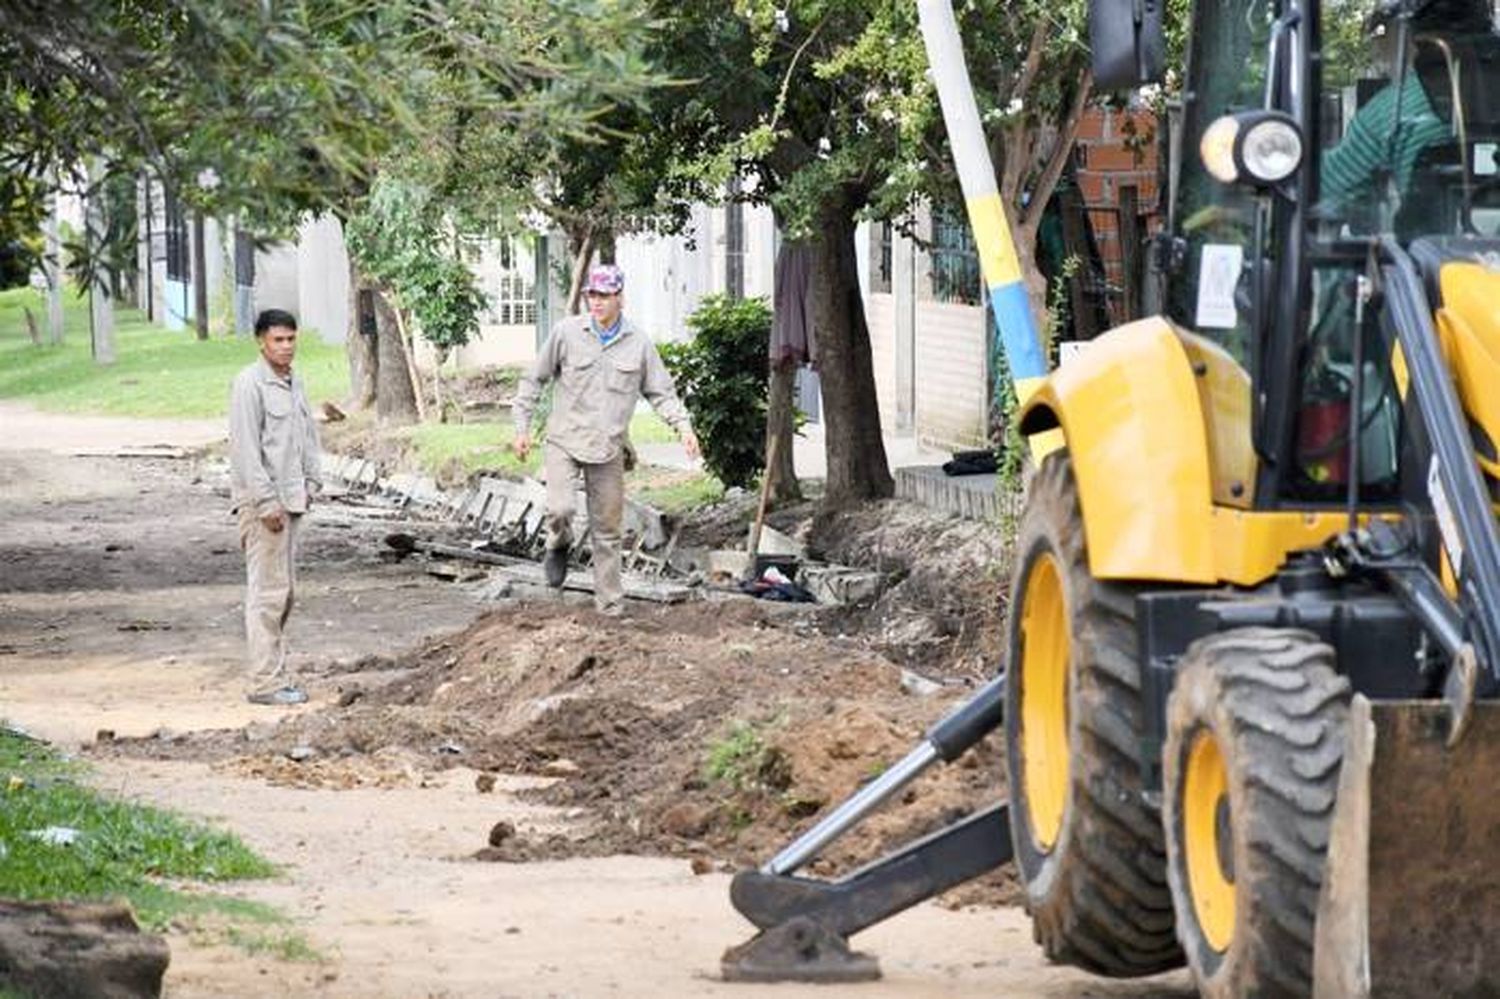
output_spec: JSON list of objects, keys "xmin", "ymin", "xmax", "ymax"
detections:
[
  {"xmin": 681, "ymin": 430, "xmax": 701, "ymax": 461},
  {"xmin": 513, "ymin": 432, "xmax": 532, "ymax": 461},
  {"xmin": 259, "ymin": 507, "xmax": 288, "ymax": 533}
]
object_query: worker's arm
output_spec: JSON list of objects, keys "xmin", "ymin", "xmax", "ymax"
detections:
[
  {"xmin": 300, "ymin": 382, "xmax": 323, "ymax": 500},
  {"xmin": 512, "ymin": 325, "xmax": 564, "ymax": 459},
  {"xmin": 641, "ymin": 341, "xmax": 699, "ymax": 459}
]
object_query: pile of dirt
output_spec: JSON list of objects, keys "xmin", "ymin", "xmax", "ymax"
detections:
[
  {"xmin": 805, "ymin": 499, "xmax": 1013, "ymax": 677},
  {"xmin": 110, "ymin": 596, "xmax": 1017, "ymax": 903}
]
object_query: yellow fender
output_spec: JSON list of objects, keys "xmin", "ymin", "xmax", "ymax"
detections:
[{"xmin": 1019, "ymin": 318, "xmax": 1218, "ymax": 582}]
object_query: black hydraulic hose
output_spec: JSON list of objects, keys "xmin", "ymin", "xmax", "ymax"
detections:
[{"xmin": 1380, "ymin": 236, "xmax": 1500, "ymax": 679}]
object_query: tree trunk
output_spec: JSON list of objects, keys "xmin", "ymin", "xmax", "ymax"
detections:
[
  {"xmin": 566, "ymin": 225, "xmax": 596, "ymax": 316},
  {"xmin": 85, "ymin": 168, "xmax": 116, "ymax": 364},
  {"xmin": 346, "ymin": 259, "xmax": 378, "ymax": 410},
  {"xmin": 808, "ymin": 188, "xmax": 893, "ymax": 506},
  {"xmin": 192, "ymin": 211, "xmax": 208, "ymax": 341},
  {"xmin": 44, "ymin": 186, "xmax": 65, "ymax": 343},
  {"xmin": 372, "ymin": 287, "xmax": 419, "ymax": 425},
  {"xmin": 389, "ymin": 301, "xmax": 428, "ymax": 423},
  {"xmin": 766, "ymin": 356, "xmax": 802, "ymax": 503}
]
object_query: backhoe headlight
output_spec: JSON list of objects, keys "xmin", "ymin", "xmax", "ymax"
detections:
[
  {"xmin": 1199, "ymin": 111, "xmax": 1304, "ymax": 188},
  {"xmin": 1200, "ymin": 116, "xmax": 1241, "ymax": 184},
  {"xmin": 1239, "ymin": 115, "xmax": 1302, "ymax": 183}
]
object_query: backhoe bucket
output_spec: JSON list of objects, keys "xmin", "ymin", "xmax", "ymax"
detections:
[{"xmin": 1314, "ymin": 695, "xmax": 1500, "ymax": 998}]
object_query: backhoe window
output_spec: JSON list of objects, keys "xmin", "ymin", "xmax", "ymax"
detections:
[
  {"xmin": 1316, "ymin": 0, "xmax": 1500, "ymax": 239},
  {"xmin": 1168, "ymin": 0, "xmax": 1276, "ymax": 359}
]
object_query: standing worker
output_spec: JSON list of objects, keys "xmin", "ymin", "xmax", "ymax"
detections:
[
  {"xmin": 512, "ymin": 264, "xmax": 699, "ymax": 615},
  {"xmin": 228, "ymin": 308, "xmax": 321, "ymax": 705}
]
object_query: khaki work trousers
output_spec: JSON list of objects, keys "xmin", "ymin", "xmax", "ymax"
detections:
[
  {"xmin": 238, "ymin": 507, "xmax": 303, "ymax": 692},
  {"xmin": 544, "ymin": 442, "xmax": 624, "ymax": 613}
]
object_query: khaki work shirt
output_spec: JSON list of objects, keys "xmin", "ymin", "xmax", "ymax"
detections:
[
  {"xmin": 228, "ymin": 357, "xmax": 322, "ymax": 515},
  {"xmin": 513, "ymin": 315, "xmax": 692, "ymax": 464}
]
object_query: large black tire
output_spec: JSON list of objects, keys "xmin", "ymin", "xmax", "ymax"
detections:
[
  {"xmin": 1003, "ymin": 454, "xmax": 1183, "ymax": 975},
  {"xmin": 1163, "ymin": 627, "xmax": 1351, "ymax": 998}
]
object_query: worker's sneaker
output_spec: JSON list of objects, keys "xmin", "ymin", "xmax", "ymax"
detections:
[
  {"xmin": 247, "ymin": 685, "xmax": 308, "ymax": 706},
  {"xmin": 543, "ymin": 546, "xmax": 569, "ymax": 588}
]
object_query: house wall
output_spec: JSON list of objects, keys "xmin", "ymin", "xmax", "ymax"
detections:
[
  {"xmin": 1073, "ymin": 107, "xmax": 1164, "ymax": 321},
  {"xmin": 253, "ymin": 244, "xmax": 300, "ymax": 325},
  {"xmin": 911, "ymin": 300, "xmax": 988, "ymax": 450},
  {"xmin": 296, "ymin": 215, "xmax": 350, "ymax": 344},
  {"xmin": 866, "ymin": 290, "xmax": 900, "ymax": 432}
]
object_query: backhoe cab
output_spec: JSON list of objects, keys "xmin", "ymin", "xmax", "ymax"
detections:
[{"xmin": 727, "ymin": 1, "xmax": 1500, "ymax": 995}]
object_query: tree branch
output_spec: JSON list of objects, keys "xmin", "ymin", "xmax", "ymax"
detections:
[{"xmin": 1022, "ymin": 69, "xmax": 1092, "ymax": 234}]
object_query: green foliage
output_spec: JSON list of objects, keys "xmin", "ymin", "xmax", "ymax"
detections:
[
  {"xmin": 0, "ymin": 171, "xmax": 45, "ymax": 290},
  {"xmin": 0, "ymin": 287, "xmax": 348, "ymax": 418},
  {"xmin": 0, "ymin": 727, "xmax": 276, "ymax": 931},
  {"xmin": 3, "ymin": 0, "xmax": 665, "ymax": 293},
  {"xmin": 659, "ymin": 295, "xmax": 771, "ymax": 490},
  {"xmin": 704, "ymin": 720, "xmax": 791, "ymax": 793},
  {"xmin": 345, "ymin": 177, "xmax": 486, "ymax": 352}
]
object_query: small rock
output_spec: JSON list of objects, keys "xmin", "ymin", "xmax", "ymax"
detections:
[
  {"xmin": 488, "ymin": 820, "xmax": 516, "ymax": 847},
  {"xmin": 287, "ymin": 745, "xmax": 316, "ymax": 762},
  {"xmin": 567, "ymin": 654, "xmax": 600, "ymax": 680},
  {"xmin": 689, "ymin": 857, "xmax": 713, "ymax": 876},
  {"xmin": 504, "ymin": 926, "xmax": 521, "ymax": 935},
  {"xmin": 436, "ymin": 741, "xmax": 465, "ymax": 756},
  {"xmin": 336, "ymin": 688, "xmax": 364, "ymax": 708},
  {"xmin": 94, "ymin": 729, "xmax": 115, "ymax": 744},
  {"xmin": 658, "ymin": 802, "xmax": 713, "ymax": 839},
  {"xmin": 475, "ymin": 773, "xmax": 497, "ymax": 794},
  {"xmin": 541, "ymin": 758, "xmax": 580, "ymax": 778},
  {"xmin": 900, "ymin": 668, "xmax": 944, "ymax": 698}
]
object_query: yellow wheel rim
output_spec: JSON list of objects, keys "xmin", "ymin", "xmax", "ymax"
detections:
[
  {"xmin": 1019, "ymin": 553, "xmax": 1069, "ymax": 850},
  {"xmin": 1183, "ymin": 729, "xmax": 1235, "ymax": 952}
]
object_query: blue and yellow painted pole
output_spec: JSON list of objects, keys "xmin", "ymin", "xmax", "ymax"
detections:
[{"xmin": 915, "ymin": 0, "xmax": 1049, "ymax": 406}]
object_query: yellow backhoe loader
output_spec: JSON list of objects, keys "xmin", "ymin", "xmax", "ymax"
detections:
[{"xmin": 724, "ymin": 1, "xmax": 1500, "ymax": 995}]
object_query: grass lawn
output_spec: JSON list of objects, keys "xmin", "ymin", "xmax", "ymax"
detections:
[
  {"xmin": 0, "ymin": 287, "xmax": 348, "ymax": 419},
  {"xmin": 629, "ymin": 468, "xmax": 725, "ymax": 514},
  {"xmin": 0, "ymin": 726, "xmax": 313, "ymax": 959},
  {"xmin": 396, "ymin": 409, "xmax": 679, "ymax": 483}
]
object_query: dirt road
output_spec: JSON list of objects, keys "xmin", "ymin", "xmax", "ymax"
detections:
[{"xmin": 0, "ymin": 403, "xmax": 1194, "ymax": 998}]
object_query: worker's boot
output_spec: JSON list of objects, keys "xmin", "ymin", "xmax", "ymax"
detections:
[{"xmin": 543, "ymin": 545, "xmax": 569, "ymax": 588}]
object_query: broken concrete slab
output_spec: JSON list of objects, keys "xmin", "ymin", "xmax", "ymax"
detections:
[
  {"xmin": 749, "ymin": 524, "xmax": 803, "ymax": 557},
  {"xmin": 800, "ymin": 566, "xmax": 883, "ymax": 606},
  {"xmin": 490, "ymin": 563, "xmax": 695, "ymax": 604},
  {"xmin": 706, "ymin": 550, "xmax": 753, "ymax": 580}
]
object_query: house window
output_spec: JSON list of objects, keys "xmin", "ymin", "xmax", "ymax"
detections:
[
  {"xmin": 930, "ymin": 208, "xmax": 981, "ymax": 305},
  {"xmin": 870, "ymin": 220, "xmax": 893, "ymax": 293},
  {"xmin": 489, "ymin": 236, "xmax": 536, "ymax": 326},
  {"xmin": 725, "ymin": 199, "xmax": 746, "ymax": 300},
  {"xmin": 163, "ymin": 192, "xmax": 189, "ymax": 282}
]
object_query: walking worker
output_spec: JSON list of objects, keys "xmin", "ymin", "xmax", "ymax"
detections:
[
  {"xmin": 512, "ymin": 264, "xmax": 699, "ymax": 615},
  {"xmin": 228, "ymin": 308, "xmax": 321, "ymax": 705}
]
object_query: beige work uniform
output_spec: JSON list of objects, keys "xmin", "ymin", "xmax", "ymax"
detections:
[
  {"xmin": 513, "ymin": 315, "xmax": 692, "ymax": 612},
  {"xmin": 228, "ymin": 357, "xmax": 321, "ymax": 690}
]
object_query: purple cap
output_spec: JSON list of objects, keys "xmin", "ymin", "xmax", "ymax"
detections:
[{"xmin": 584, "ymin": 264, "xmax": 625, "ymax": 295}]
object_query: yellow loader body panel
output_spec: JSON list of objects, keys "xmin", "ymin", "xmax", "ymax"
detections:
[{"xmin": 1018, "ymin": 317, "xmax": 1351, "ymax": 586}]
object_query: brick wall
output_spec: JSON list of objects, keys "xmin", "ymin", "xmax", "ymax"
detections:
[{"xmin": 1071, "ymin": 107, "xmax": 1163, "ymax": 306}]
